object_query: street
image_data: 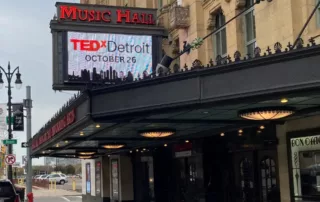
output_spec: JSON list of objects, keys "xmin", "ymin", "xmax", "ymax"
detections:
[{"xmin": 35, "ymin": 195, "xmax": 82, "ymax": 202}]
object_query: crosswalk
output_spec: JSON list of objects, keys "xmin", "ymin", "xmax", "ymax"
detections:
[{"xmin": 61, "ymin": 195, "xmax": 82, "ymax": 202}]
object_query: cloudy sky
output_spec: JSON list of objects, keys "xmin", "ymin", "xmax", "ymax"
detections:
[{"xmin": 0, "ymin": 0, "xmax": 80, "ymax": 165}]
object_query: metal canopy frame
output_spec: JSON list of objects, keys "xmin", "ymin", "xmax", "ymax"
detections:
[{"xmin": 31, "ymin": 41, "xmax": 320, "ymax": 158}]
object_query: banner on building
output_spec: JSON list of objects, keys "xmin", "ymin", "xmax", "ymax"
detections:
[
  {"xmin": 12, "ymin": 103, "xmax": 24, "ymax": 131},
  {"xmin": 0, "ymin": 104, "xmax": 7, "ymax": 131}
]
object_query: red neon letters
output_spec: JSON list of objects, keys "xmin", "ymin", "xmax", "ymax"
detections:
[
  {"xmin": 59, "ymin": 5, "xmax": 155, "ymax": 25},
  {"xmin": 32, "ymin": 109, "xmax": 76, "ymax": 150}
]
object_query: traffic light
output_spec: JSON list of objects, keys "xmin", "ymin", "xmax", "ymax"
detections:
[{"xmin": 0, "ymin": 146, "xmax": 6, "ymax": 154}]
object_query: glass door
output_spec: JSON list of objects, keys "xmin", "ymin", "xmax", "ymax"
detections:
[{"xmin": 234, "ymin": 152, "xmax": 257, "ymax": 202}]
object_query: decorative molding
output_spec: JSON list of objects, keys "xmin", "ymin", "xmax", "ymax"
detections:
[
  {"xmin": 171, "ymin": 40, "xmax": 180, "ymax": 55},
  {"xmin": 235, "ymin": 0, "xmax": 246, "ymax": 10},
  {"xmin": 202, "ymin": 0, "xmax": 215, "ymax": 9},
  {"xmin": 207, "ymin": 14, "xmax": 216, "ymax": 30}
]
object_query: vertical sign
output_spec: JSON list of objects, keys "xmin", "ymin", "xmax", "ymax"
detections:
[
  {"xmin": 95, "ymin": 161, "xmax": 101, "ymax": 196},
  {"xmin": 86, "ymin": 163, "xmax": 91, "ymax": 194},
  {"xmin": 12, "ymin": 103, "xmax": 24, "ymax": 131},
  {"xmin": 0, "ymin": 104, "xmax": 6, "ymax": 131},
  {"xmin": 111, "ymin": 159, "xmax": 119, "ymax": 200}
]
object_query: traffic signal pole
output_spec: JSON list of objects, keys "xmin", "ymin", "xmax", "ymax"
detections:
[{"xmin": 24, "ymin": 86, "xmax": 32, "ymax": 194}]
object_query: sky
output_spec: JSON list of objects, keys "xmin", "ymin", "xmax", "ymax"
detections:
[{"xmin": 0, "ymin": 0, "xmax": 80, "ymax": 165}]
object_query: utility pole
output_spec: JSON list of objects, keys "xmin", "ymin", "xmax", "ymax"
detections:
[{"xmin": 23, "ymin": 86, "xmax": 32, "ymax": 194}]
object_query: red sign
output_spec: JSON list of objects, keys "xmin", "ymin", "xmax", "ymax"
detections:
[
  {"xmin": 5, "ymin": 154, "xmax": 16, "ymax": 165},
  {"xmin": 59, "ymin": 6, "xmax": 155, "ymax": 25},
  {"xmin": 32, "ymin": 109, "xmax": 76, "ymax": 150},
  {"xmin": 173, "ymin": 143, "xmax": 193, "ymax": 152}
]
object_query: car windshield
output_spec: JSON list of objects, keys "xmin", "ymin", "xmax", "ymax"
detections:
[{"xmin": 0, "ymin": 182, "xmax": 15, "ymax": 197}]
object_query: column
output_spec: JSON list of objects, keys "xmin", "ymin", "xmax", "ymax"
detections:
[
  {"xmin": 110, "ymin": 155, "xmax": 134, "ymax": 202},
  {"xmin": 276, "ymin": 124, "xmax": 291, "ymax": 202}
]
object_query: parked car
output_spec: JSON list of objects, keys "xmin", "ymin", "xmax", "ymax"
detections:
[
  {"xmin": 48, "ymin": 174, "xmax": 68, "ymax": 185},
  {"xmin": 0, "ymin": 179, "xmax": 20, "ymax": 202}
]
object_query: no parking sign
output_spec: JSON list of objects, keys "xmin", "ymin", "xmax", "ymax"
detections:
[{"xmin": 5, "ymin": 154, "xmax": 16, "ymax": 165}]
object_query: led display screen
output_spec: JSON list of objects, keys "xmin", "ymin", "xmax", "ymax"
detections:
[{"xmin": 67, "ymin": 32, "xmax": 152, "ymax": 82}]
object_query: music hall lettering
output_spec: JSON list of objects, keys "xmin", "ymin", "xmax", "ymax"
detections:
[
  {"xmin": 31, "ymin": 109, "xmax": 76, "ymax": 150},
  {"xmin": 59, "ymin": 6, "xmax": 155, "ymax": 25},
  {"xmin": 291, "ymin": 136, "xmax": 320, "ymax": 147}
]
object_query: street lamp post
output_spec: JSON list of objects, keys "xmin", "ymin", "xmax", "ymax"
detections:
[{"xmin": 0, "ymin": 62, "xmax": 22, "ymax": 182}]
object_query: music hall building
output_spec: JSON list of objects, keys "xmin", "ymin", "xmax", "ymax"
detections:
[{"xmin": 30, "ymin": 1, "xmax": 320, "ymax": 202}]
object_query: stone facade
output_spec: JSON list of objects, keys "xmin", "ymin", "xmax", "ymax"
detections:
[{"xmin": 82, "ymin": 0, "xmax": 320, "ymax": 71}]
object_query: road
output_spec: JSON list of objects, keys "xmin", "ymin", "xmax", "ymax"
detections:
[
  {"xmin": 56, "ymin": 178, "xmax": 82, "ymax": 192},
  {"xmin": 35, "ymin": 195, "xmax": 82, "ymax": 202}
]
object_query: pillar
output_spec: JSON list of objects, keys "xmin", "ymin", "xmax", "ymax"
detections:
[
  {"xmin": 102, "ymin": 156, "xmax": 111, "ymax": 202},
  {"xmin": 109, "ymin": 155, "xmax": 134, "ymax": 202},
  {"xmin": 276, "ymin": 124, "xmax": 291, "ymax": 202},
  {"xmin": 81, "ymin": 157, "xmax": 109, "ymax": 202}
]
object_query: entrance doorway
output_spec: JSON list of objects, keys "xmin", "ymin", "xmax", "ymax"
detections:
[{"xmin": 234, "ymin": 149, "xmax": 280, "ymax": 202}]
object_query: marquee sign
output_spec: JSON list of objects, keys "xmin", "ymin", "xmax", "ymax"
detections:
[
  {"xmin": 31, "ymin": 109, "xmax": 76, "ymax": 150},
  {"xmin": 59, "ymin": 5, "xmax": 156, "ymax": 25},
  {"xmin": 51, "ymin": 3, "xmax": 164, "ymax": 90},
  {"xmin": 68, "ymin": 32, "xmax": 152, "ymax": 82}
]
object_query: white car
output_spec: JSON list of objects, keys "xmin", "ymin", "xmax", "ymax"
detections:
[{"xmin": 47, "ymin": 174, "xmax": 68, "ymax": 185}]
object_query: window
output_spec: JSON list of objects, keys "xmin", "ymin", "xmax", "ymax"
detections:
[
  {"xmin": 317, "ymin": 0, "xmax": 320, "ymax": 27},
  {"xmin": 158, "ymin": 0, "xmax": 163, "ymax": 8},
  {"xmin": 0, "ymin": 182, "xmax": 15, "ymax": 197},
  {"xmin": 244, "ymin": 0, "xmax": 256, "ymax": 57},
  {"xmin": 213, "ymin": 9, "xmax": 227, "ymax": 60}
]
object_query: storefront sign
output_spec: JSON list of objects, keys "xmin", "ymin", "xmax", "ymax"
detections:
[
  {"xmin": 95, "ymin": 162, "xmax": 101, "ymax": 196},
  {"xmin": 59, "ymin": 5, "xmax": 156, "ymax": 25},
  {"xmin": 68, "ymin": 32, "xmax": 152, "ymax": 81},
  {"xmin": 31, "ymin": 109, "xmax": 76, "ymax": 150},
  {"xmin": 290, "ymin": 134, "xmax": 320, "ymax": 198},
  {"xmin": 291, "ymin": 136, "xmax": 320, "ymax": 147}
]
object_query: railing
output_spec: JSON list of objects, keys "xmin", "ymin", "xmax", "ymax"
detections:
[
  {"xmin": 32, "ymin": 179, "xmax": 49, "ymax": 189},
  {"xmin": 169, "ymin": 1, "xmax": 190, "ymax": 29}
]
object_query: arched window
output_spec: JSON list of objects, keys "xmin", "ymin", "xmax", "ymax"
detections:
[
  {"xmin": 213, "ymin": 9, "xmax": 227, "ymax": 60},
  {"xmin": 260, "ymin": 157, "xmax": 277, "ymax": 202}
]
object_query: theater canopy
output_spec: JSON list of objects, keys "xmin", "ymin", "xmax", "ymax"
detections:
[{"xmin": 31, "ymin": 41, "xmax": 320, "ymax": 158}]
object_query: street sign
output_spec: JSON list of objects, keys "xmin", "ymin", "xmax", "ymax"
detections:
[
  {"xmin": 21, "ymin": 142, "xmax": 28, "ymax": 148},
  {"xmin": 5, "ymin": 154, "xmax": 16, "ymax": 165},
  {"xmin": 2, "ymin": 139, "xmax": 17, "ymax": 145},
  {"xmin": 22, "ymin": 155, "xmax": 27, "ymax": 165},
  {"xmin": 5, "ymin": 117, "xmax": 14, "ymax": 124}
]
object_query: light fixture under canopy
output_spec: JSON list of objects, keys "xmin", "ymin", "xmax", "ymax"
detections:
[
  {"xmin": 78, "ymin": 151, "xmax": 96, "ymax": 156},
  {"xmin": 139, "ymin": 129, "xmax": 175, "ymax": 138},
  {"xmin": 78, "ymin": 156, "xmax": 92, "ymax": 159},
  {"xmin": 238, "ymin": 106, "xmax": 295, "ymax": 120},
  {"xmin": 101, "ymin": 143, "xmax": 126, "ymax": 149}
]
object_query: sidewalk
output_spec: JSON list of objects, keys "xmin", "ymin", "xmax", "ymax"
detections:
[{"xmin": 32, "ymin": 187, "xmax": 81, "ymax": 197}]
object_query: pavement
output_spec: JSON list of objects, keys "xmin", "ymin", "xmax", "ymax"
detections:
[
  {"xmin": 32, "ymin": 186, "xmax": 81, "ymax": 197},
  {"xmin": 57, "ymin": 178, "xmax": 82, "ymax": 192},
  {"xmin": 34, "ymin": 195, "xmax": 82, "ymax": 202},
  {"xmin": 15, "ymin": 184, "xmax": 82, "ymax": 201}
]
